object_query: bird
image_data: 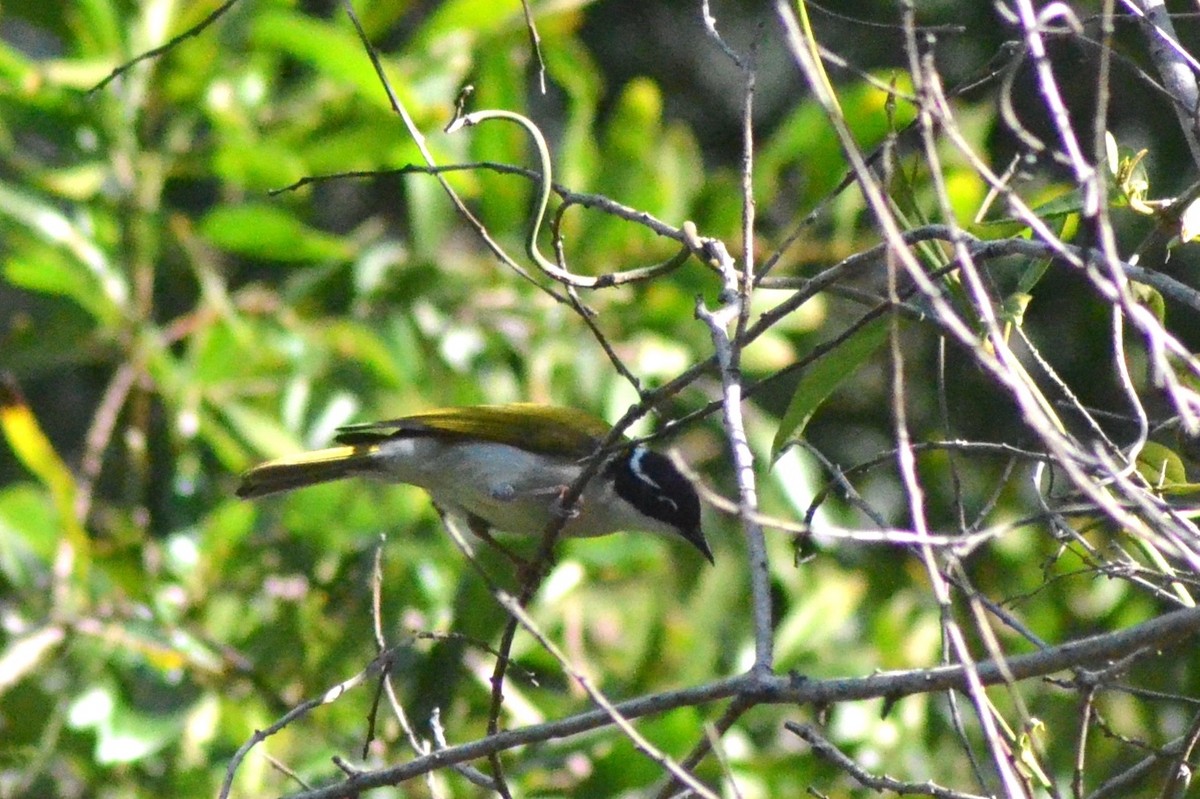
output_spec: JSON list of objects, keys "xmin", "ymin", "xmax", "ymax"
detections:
[{"xmin": 236, "ymin": 403, "xmax": 712, "ymax": 562}]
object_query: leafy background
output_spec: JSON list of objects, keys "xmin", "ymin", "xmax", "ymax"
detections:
[{"xmin": 4, "ymin": 1, "xmax": 1200, "ymax": 798}]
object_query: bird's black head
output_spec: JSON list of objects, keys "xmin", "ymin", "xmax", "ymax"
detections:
[{"xmin": 611, "ymin": 445, "xmax": 711, "ymax": 562}]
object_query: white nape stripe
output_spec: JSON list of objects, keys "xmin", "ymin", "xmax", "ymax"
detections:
[{"xmin": 628, "ymin": 445, "xmax": 661, "ymax": 489}]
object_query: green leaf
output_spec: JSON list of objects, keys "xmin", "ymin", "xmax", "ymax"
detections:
[
  {"xmin": 296, "ymin": 121, "xmax": 422, "ymax": 175},
  {"xmin": 199, "ymin": 203, "xmax": 352, "ymax": 263},
  {"xmin": 0, "ymin": 483, "xmax": 58, "ymax": 586},
  {"xmin": 756, "ymin": 75, "xmax": 916, "ymax": 207},
  {"xmin": 0, "ymin": 182, "xmax": 127, "ymax": 320},
  {"xmin": 219, "ymin": 400, "xmax": 305, "ymax": 461},
  {"xmin": 68, "ymin": 682, "xmax": 184, "ymax": 764},
  {"xmin": 70, "ymin": 0, "xmax": 124, "ymax": 56},
  {"xmin": 212, "ymin": 137, "xmax": 307, "ymax": 192},
  {"xmin": 581, "ymin": 78, "xmax": 675, "ymax": 256},
  {"xmin": 1130, "ymin": 281, "xmax": 1166, "ymax": 325},
  {"xmin": 772, "ymin": 316, "xmax": 891, "ymax": 459},
  {"xmin": 1026, "ymin": 189, "xmax": 1085, "ymax": 221},
  {"xmin": 1136, "ymin": 441, "xmax": 1189, "ymax": 490},
  {"xmin": 325, "ymin": 320, "xmax": 409, "ymax": 389},
  {"xmin": 0, "ymin": 38, "xmax": 33, "ymax": 84},
  {"xmin": 250, "ymin": 10, "xmax": 395, "ymax": 108},
  {"xmin": 655, "ymin": 125, "xmax": 704, "ymax": 224},
  {"xmin": 545, "ymin": 39, "xmax": 602, "ymax": 190},
  {"xmin": 415, "ymin": 0, "xmax": 523, "ymax": 45},
  {"xmin": 0, "ymin": 380, "xmax": 90, "ymax": 575},
  {"xmin": 469, "ymin": 44, "xmax": 533, "ymax": 235}
]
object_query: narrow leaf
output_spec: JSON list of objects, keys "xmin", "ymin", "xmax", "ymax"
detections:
[
  {"xmin": 0, "ymin": 375, "xmax": 90, "ymax": 573},
  {"xmin": 772, "ymin": 317, "xmax": 890, "ymax": 460}
]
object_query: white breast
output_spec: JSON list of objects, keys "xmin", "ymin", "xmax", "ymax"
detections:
[{"xmin": 362, "ymin": 438, "xmax": 657, "ymax": 538}]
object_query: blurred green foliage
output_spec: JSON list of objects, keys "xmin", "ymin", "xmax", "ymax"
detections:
[{"xmin": 1, "ymin": 1, "xmax": 1197, "ymax": 798}]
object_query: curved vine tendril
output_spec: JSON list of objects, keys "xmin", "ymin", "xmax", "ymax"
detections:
[
  {"xmin": 445, "ymin": 101, "xmax": 706, "ymax": 289},
  {"xmin": 445, "ymin": 106, "xmax": 566, "ymax": 281}
]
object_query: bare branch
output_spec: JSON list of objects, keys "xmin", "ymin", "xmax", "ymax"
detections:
[
  {"xmin": 787, "ymin": 723, "xmax": 991, "ymax": 799},
  {"xmin": 275, "ymin": 606, "xmax": 1200, "ymax": 798}
]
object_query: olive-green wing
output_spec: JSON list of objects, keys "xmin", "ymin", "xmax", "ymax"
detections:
[{"xmin": 333, "ymin": 403, "xmax": 614, "ymax": 457}]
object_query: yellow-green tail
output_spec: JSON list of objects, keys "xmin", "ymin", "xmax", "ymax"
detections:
[{"xmin": 236, "ymin": 446, "xmax": 374, "ymax": 498}]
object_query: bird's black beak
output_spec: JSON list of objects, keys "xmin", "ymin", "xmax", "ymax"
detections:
[{"xmin": 685, "ymin": 527, "xmax": 714, "ymax": 564}]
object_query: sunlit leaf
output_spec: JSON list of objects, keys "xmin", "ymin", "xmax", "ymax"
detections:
[
  {"xmin": 416, "ymin": 0, "xmax": 524, "ymax": 45},
  {"xmin": 0, "ymin": 625, "xmax": 65, "ymax": 696},
  {"xmin": 219, "ymin": 400, "xmax": 306, "ymax": 461},
  {"xmin": 212, "ymin": 137, "xmax": 307, "ymax": 192},
  {"xmin": 1135, "ymin": 441, "xmax": 1188, "ymax": 490},
  {"xmin": 4, "ymin": 249, "xmax": 115, "ymax": 324},
  {"xmin": 0, "ymin": 182, "xmax": 127, "ymax": 320},
  {"xmin": 250, "ymin": 9, "xmax": 396, "ymax": 107},
  {"xmin": 199, "ymin": 203, "xmax": 353, "ymax": 263},
  {"xmin": 0, "ymin": 38, "xmax": 34, "ymax": 84},
  {"xmin": 0, "ymin": 483, "xmax": 59, "ymax": 581},
  {"xmin": 68, "ymin": 682, "xmax": 185, "ymax": 764},
  {"xmin": 0, "ymin": 376, "xmax": 89, "ymax": 573},
  {"xmin": 70, "ymin": 0, "xmax": 123, "ymax": 56},
  {"xmin": 1179, "ymin": 196, "xmax": 1200, "ymax": 244},
  {"xmin": 1014, "ymin": 718, "xmax": 1052, "ymax": 787}
]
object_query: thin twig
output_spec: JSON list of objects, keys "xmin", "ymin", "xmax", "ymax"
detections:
[
  {"xmin": 688, "ymin": 15, "xmax": 773, "ymax": 674},
  {"xmin": 787, "ymin": 723, "xmax": 991, "ymax": 799},
  {"xmin": 219, "ymin": 647, "xmax": 403, "ymax": 799},
  {"xmin": 493, "ymin": 591, "xmax": 718, "ymax": 799},
  {"xmin": 88, "ymin": 0, "xmax": 244, "ymax": 93},
  {"xmin": 74, "ymin": 363, "xmax": 136, "ymax": 523},
  {"xmin": 518, "ymin": 0, "xmax": 547, "ymax": 94}
]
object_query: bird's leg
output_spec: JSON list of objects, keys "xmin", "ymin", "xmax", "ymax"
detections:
[
  {"xmin": 469, "ymin": 515, "xmax": 555, "ymax": 588},
  {"xmin": 430, "ymin": 503, "xmax": 524, "ymax": 569},
  {"xmin": 491, "ymin": 482, "xmax": 576, "ymax": 515},
  {"xmin": 551, "ymin": 490, "xmax": 584, "ymax": 526},
  {"xmin": 465, "ymin": 513, "xmax": 534, "ymax": 573}
]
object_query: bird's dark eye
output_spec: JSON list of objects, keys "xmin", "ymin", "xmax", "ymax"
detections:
[{"xmin": 613, "ymin": 446, "xmax": 701, "ymax": 534}]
